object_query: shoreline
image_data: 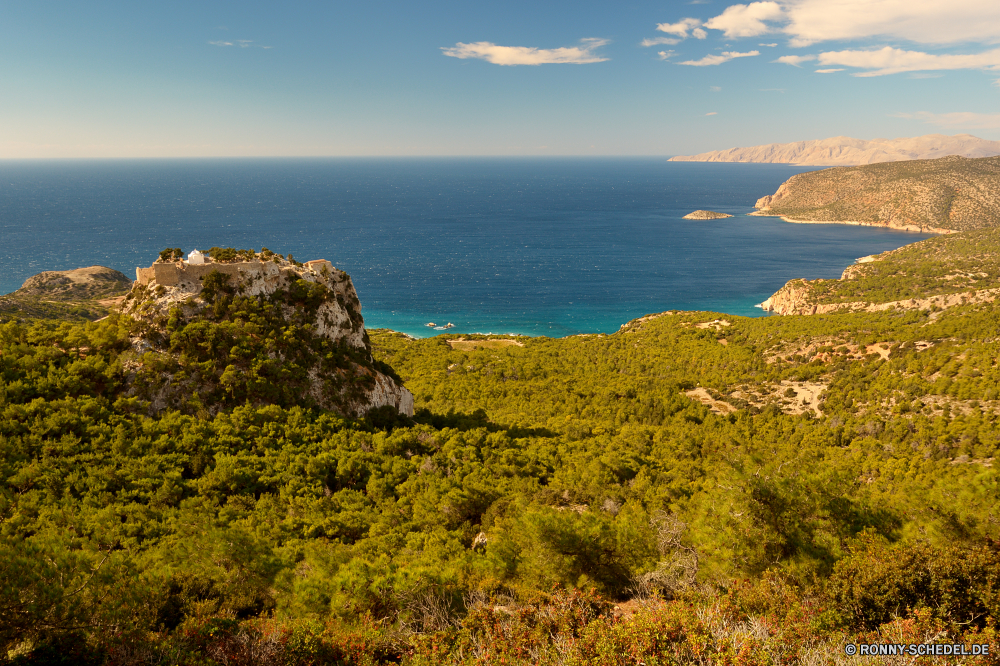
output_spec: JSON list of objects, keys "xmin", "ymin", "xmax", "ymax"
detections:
[{"xmin": 747, "ymin": 211, "xmax": 953, "ymax": 235}]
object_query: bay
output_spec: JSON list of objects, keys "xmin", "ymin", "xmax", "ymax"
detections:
[{"xmin": 0, "ymin": 158, "xmax": 930, "ymax": 337}]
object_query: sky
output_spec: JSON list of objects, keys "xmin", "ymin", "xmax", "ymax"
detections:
[{"xmin": 1, "ymin": 0, "xmax": 999, "ymax": 158}]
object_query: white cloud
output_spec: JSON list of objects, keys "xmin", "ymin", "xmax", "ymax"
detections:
[
  {"xmin": 706, "ymin": 112, "xmax": 718, "ymax": 115},
  {"xmin": 816, "ymin": 46, "xmax": 1000, "ymax": 76},
  {"xmin": 441, "ymin": 38, "xmax": 610, "ymax": 65},
  {"xmin": 704, "ymin": 2, "xmax": 784, "ymax": 38},
  {"xmin": 209, "ymin": 39, "xmax": 270, "ymax": 49},
  {"xmin": 994, "ymin": 78, "xmax": 1000, "ymax": 87},
  {"xmin": 641, "ymin": 37, "xmax": 680, "ymax": 47},
  {"xmin": 680, "ymin": 50, "xmax": 760, "ymax": 66},
  {"xmin": 815, "ymin": 68, "xmax": 844, "ymax": 73},
  {"xmin": 893, "ymin": 111, "xmax": 1000, "ymax": 129},
  {"xmin": 695, "ymin": 0, "xmax": 1000, "ymax": 48},
  {"xmin": 782, "ymin": 0, "xmax": 1000, "ymax": 47},
  {"xmin": 759, "ymin": 42, "xmax": 778, "ymax": 47},
  {"xmin": 710, "ymin": 85, "xmax": 722, "ymax": 91},
  {"xmin": 656, "ymin": 18, "xmax": 706, "ymax": 39},
  {"xmin": 657, "ymin": 50, "xmax": 676, "ymax": 60},
  {"xmin": 774, "ymin": 54, "xmax": 815, "ymax": 66}
]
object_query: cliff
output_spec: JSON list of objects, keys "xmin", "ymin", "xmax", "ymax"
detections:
[
  {"xmin": 669, "ymin": 134, "xmax": 1000, "ymax": 166},
  {"xmin": 0, "ymin": 266, "xmax": 132, "ymax": 321},
  {"xmin": 753, "ymin": 155, "xmax": 1000, "ymax": 233},
  {"xmin": 759, "ymin": 228, "xmax": 1000, "ymax": 315},
  {"xmin": 122, "ymin": 249, "xmax": 413, "ymax": 418}
]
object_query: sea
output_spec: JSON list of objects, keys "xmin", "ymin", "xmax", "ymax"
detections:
[{"xmin": 0, "ymin": 158, "xmax": 931, "ymax": 338}]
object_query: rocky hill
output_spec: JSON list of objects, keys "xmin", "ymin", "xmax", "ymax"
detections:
[
  {"xmin": 753, "ymin": 155, "xmax": 1000, "ymax": 233},
  {"xmin": 669, "ymin": 133, "xmax": 1000, "ymax": 166},
  {"xmin": 682, "ymin": 210, "xmax": 732, "ymax": 220},
  {"xmin": 758, "ymin": 228, "xmax": 1000, "ymax": 315},
  {"xmin": 122, "ymin": 248, "xmax": 413, "ymax": 417},
  {"xmin": 0, "ymin": 266, "xmax": 132, "ymax": 321}
]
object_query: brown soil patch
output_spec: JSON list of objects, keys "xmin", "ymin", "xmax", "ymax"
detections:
[
  {"xmin": 685, "ymin": 387, "xmax": 737, "ymax": 414},
  {"xmin": 447, "ymin": 338, "xmax": 524, "ymax": 351},
  {"xmin": 695, "ymin": 319, "xmax": 731, "ymax": 330}
]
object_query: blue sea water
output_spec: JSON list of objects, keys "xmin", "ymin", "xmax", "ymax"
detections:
[{"xmin": 0, "ymin": 158, "xmax": 931, "ymax": 338}]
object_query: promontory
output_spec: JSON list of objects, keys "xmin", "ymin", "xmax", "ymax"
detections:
[{"xmin": 753, "ymin": 154, "xmax": 1000, "ymax": 233}]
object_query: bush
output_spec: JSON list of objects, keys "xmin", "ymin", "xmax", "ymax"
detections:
[{"xmin": 824, "ymin": 533, "xmax": 1000, "ymax": 630}]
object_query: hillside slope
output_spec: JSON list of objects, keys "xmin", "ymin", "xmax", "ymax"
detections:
[
  {"xmin": 0, "ymin": 266, "xmax": 131, "ymax": 321},
  {"xmin": 669, "ymin": 133, "xmax": 1000, "ymax": 165},
  {"xmin": 759, "ymin": 228, "xmax": 1000, "ymax": 315},
  {"xmin": 753, "ymin": 155, "xmax": 1000, "ymax": 232}
]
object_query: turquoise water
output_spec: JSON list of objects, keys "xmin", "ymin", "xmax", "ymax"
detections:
[{"xmin": 0, "ymin": 158, "xmax": 930, "ymax": 337}]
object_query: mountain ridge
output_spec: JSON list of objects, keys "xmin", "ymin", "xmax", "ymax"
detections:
[{"xmin": 669, "ymin": 133, "xmax": 1000, "ymax": 166}]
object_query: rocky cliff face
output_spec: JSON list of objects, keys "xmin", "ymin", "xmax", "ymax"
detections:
[{"xmin": 122, "ymin": 251, "xmax": 413, "ymax": 418}]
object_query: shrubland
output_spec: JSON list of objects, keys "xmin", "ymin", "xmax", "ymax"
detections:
[{"xmin": 2, "ymin": 247, "xmax": 1000, "ymax": 663}]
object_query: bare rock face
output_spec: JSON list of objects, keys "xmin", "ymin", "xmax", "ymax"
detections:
[
  {"xmin": 682, "ymin": 210, "xmax": 733, "ymax": 220},
  {"xmin": 122, "ymin": 251, "xmax": 413, "ymax": 418}
]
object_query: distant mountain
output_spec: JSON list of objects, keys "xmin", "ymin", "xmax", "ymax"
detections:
[{"xmin": 669, "ymin": 134, "xmax": 1000, "ymax": 166}]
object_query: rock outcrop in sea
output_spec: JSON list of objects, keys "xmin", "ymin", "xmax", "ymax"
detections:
[
  {"xmin": 123, "ymin": 249, "xmax": 413, "ymax": 418},
  {"xmin": 682, "ymin": 210, "xmax": 732, "ymax": 220}
]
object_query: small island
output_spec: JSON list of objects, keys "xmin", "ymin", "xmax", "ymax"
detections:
[{"xmin": 683, "ymin": 210, "xmax": 733, "ymax": 220}]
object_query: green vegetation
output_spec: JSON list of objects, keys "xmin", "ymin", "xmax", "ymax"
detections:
[
  {"xmin": 766, "ymin": 228, "xmax": 1000, "ymax": 312},
  {"xmin": 0, "ymin": 267, "xmax": 132, "ymax": 322},
  {"xmin": 756, "ymin": 155, "xmax": 1000, "ymax": 231},
  {"xmin": 3, "ymin": 245, "xmax": 1000, "ymax": 663},
  {"xmin": 158, "ymin": 248, "xmax": 184, "ymax": 262}
]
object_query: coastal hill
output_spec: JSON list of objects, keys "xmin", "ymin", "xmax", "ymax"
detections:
[
  {"xmin": 669, "ymin": 133, "xmax": 1000, "ymax": 166},
  {"xmin": 753, "ymin": 154, "xmax": 1000, "ymax": 233},
  {"xmin": 5, "ymin": 241, "xmax": 1000, "ymax": 662},
  {"xmin": 759, "ymin": 227, "xmax": 1000, "ymax": 315},
  {"xmin": 124, "ymin": 247, "xmax": 414, "ymax": 417},
  {"xmin": 0, "ymin": 265, "xmax": 131, "ymax": 321}
]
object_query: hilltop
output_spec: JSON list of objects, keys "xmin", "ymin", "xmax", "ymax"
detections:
[
  {"xmin": 0, "ymin": 265, "xmax": 132, "ymax": 321},
  {"xmin": 120, "ymin": 247, "xmax": 413, "ymax": 417},
  {"xmin": 753, "ymin": 154, "xmax": 1000, "ymax": 233},
  {"xmin": 669, "ymin": 133, "xmax": 1000, "ymax": 165}
]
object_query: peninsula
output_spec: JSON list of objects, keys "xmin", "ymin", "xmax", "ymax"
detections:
[
  {"xmin": 669, "ymin": 133, "xmax": 1000, "ymax": 166},
  {"xmin": 753, "ymin": 154, "xmax": 1000, "ymax": 233}
]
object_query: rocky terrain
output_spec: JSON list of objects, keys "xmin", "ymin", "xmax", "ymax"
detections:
[
  {"xmin": 682, "ymin": 210, "xmax": 732, "ymax": 220},
  {"xmin": 669, "ymin": 133, "xmax": 1000, "ymax": 166},
  {"xmin": 759, "ymin": 228, "xmax": 1000, "ymax": 315},
  {"xmin": 0, "ymin": 265, "xmax": 132, "ymax": 321},
  {"xmin": 753, "ymin": 155, "xmax": 1000, "ymax": 233},
  {"xmin": 122, "ymin": 249, "xmax": 413, "ymax": 417}
]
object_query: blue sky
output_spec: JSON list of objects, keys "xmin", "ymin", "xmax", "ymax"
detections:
[{"xmin": 2, "ymin": 0, "xmax": 998, "ymax": 157}]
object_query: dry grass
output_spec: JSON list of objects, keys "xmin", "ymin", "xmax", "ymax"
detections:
[{"xmin": 447, "ymin": 338, "xmax": 524, "ymax": 351}]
